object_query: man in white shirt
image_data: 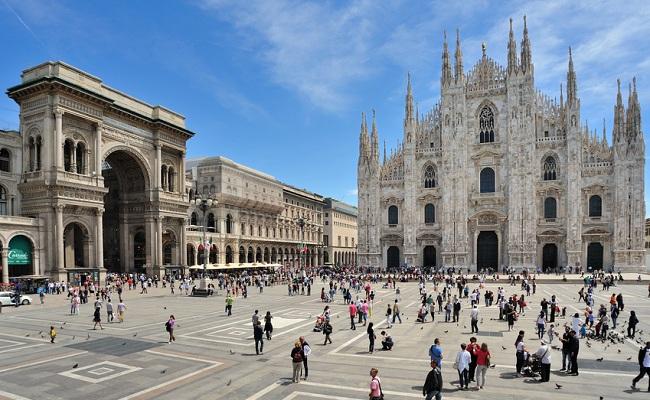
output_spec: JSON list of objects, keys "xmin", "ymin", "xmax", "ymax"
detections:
[
  {"xmin": 470, "ymin": 305, "xmax": 479, "ymax": 333},
  {"xmin": 631, "ymin": 341, "xmax": 650, "ymax": 391},
  {"xmin": 455, "ymin": 343, "xmax": 472, "ymax": 390},
  {"xmin": 535, "ymin": 342, "xmax": 552, "ymax": 382}
]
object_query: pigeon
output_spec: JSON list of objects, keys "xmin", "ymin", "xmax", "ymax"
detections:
[
  {"xmin": 226, "ymin": 379, "xmax": 232, "ymax": 386},
  {"xmin": 63, "ymin": 322, "xmax": 67, "ymax": 325},
  {"xmin": 25, "ymin": 334, "xmax": 30, "ymax": 337},
  {"xmin": 501, "ymin": 346, "xmax": 507, "ymax": 350},
  {"xmin": 164, "ymin": 307, "xmax": 167, "ymax": 310},
  {"xmin": 555, "ymin": 383, "xmax": 562, "ymax": 389},
  {"xmin": 596, "ymin": 357, "xmax": 603, "ymax": 362},
  {"xmin": 627, "ymin": 357, "xmax": 632, "ymax": 360},
  {"xmin": 160, "ymin": 369, "xmax": 166, "ymax": 374},
  {"xmin": 60, "ymin": 326, "xmax": 64, "ymax": 330},
  {"xmin": 38, "ymin": 331, "xmax": 43, "ymax": 335},
  {"xmin": 489, "ymin": 364, "xmax": 496, "ymax": 368},
  {"xmin": 617, "ymin": 349, "xmax": 621, "ymax": 353},
  {"xmin": 421, "ymin": 326, "xmax": 424, "ymax": 330},
  {"xmin": 133, "ymin": 333, "xmax": 137, "ymax": 337},
  {"xmin": 444, "ymin": 330, "xmax": 449, "ymax": 334},
  {"xmin": 72, "ymin": 336, "xmax": 75, "ymax": 340},
  {"xmin": 463, "ymin": 325, "xmax": 467, "ymax": 329},
  {"xmin": 72, "ymin": 363, "xmax": 79, "ymax": 369},
  {"xmin": 229, "ymin": 349, "xmax": 235, "ymax": 355},
  {"xmin": 122, "ymin": 342, "xmax": 127, "ymax": 346}
]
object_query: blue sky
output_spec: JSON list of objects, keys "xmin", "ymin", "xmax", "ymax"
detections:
[{"xmin": 1, "ymin": 0, "xmax": 649, "ymax": 211}]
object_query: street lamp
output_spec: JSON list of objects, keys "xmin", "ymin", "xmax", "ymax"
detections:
[{"xmin": 193, "ymin": 193, "xmax": 217, "ymax": 292}]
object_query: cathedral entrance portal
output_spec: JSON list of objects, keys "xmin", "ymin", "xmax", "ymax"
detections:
[
  {"xmin": 477, "ymin": 231, "xmax": 498, "ymax": 271},
  {"xmin": 423, "ymin": 246, "xmax": 436, "ymax": 269},
  {"xmin": 586, "ymin": 242, "xmax": 603, "ymax": 271},
  {"xmin": 387, "ymin": 246, "xmax": 400, "ymax": 269},
  {"xmin": 542, "ymin": 243, "xmax": 558, "ymax": 272},
  {"xmin": 103, "ymin": 150, "xmax": 148, "ymax": 273}
]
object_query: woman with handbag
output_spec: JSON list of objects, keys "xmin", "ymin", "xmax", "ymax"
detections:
[{"xmin": 475, "ymin": 343, "xmax": 491, "ymax": 389}]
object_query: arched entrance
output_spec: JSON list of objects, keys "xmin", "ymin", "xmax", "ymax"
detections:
[
  {"xmin": 8, "ymin": 235, "xmax": 34, "ymax": 277},
  {"xmin": 63, "ymin": 223, "xmax": 89, "ymax": 268},
  {"xmin": 162, "ymin": 230, "xmax": 177, "ymax": 265},
  {"xmin": 187, "ymin": 244, "xmax": 195, "ymax": 266},
  {"xmin": 225, "ymin": 246, "xmax": 233, "ymax": 264},
  {"xmin": 387, "ymin": 246, "xmax": 400, "ymax": 269},
  {"xmin": 586, "ymin": 242, "xmax": 603, "ymax": 271},
  {"xmin": 542, "ymin": 243, "xmax": 558, "ymax": 272},
  {"xmin": 477, "ymin": 231, "xmax": 498, "ymax": 271},
  {"xmin": 423, "ymin": 246, "xmax": 436, "ymax": 268},
  {"xmin": 102, "ymin": 150, "xmax": 148, "ymax": 272}
]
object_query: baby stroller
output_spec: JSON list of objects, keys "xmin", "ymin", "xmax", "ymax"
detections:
[
  {"xmin": 521, "ymin": 354, "xmax": 542, "ymax": 378},
  {"xmin": 313, "ymin": 315, "xmax": 325, "ymax": 332}
]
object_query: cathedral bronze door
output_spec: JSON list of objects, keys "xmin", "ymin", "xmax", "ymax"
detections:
[
  {"xmin": 586, "ymin": 242, "xmax": 603, "ymax": 271},
  {"xmin": 477, "ymin": 231, "xmax": 498, "ymax": 271},
  {"xmin": 423, "ymin": 246, "xmax": 436, "ymax": 268},
  {"xmin": 542, "ymin": 243, "xmax": 558, "ymax": 272},
  {"xmin": 387, "ymin": 246, "xmax": 400, "ymax": 269}
]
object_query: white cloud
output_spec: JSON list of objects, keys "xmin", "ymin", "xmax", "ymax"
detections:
[{"xmin": 199, "ymin": 0, "xmax": 381, "ymax": 112}]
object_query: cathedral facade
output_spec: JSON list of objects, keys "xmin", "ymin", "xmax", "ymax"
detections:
[{"xmin": 357, "ymin": 18, "xmax": 646, "ymax": 272}]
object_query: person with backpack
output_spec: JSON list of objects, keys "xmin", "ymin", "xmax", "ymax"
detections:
[
  {"xmin": 369, "ymin": 367, "xmax": 383, "ymax": 400},
  {"xmin": 322, "ymin": 320, "xmax": 333, "ymax": 345},
  {"xmin": 291, "ymin": 341, "xmax": 303, "ymax": 383},
  {"xmin": 165, "ymin": 315, "xmax": 176, "ymax": 343},
  {"xmin": 631, "ymin": 341, "xmax": 650, "ymax": 392},
  {"xmin": 429, "ymin": 338, "xmax": 443, "ymax": 368}
]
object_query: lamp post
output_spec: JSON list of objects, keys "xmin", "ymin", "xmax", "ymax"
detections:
[
  {"xmin": 295, "ymin": 216, "xmax": 308, "ymax": 271},
  {"xmin": 193, "ymin": 194, "xmax": 217, "ymax": 291}
]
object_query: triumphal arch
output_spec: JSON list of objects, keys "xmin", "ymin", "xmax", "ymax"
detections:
[{"xmin": 7, "ymin": 62, "xmax": 193, "ymax": 281}]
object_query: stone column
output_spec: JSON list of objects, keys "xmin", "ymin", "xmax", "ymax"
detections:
[
  {"xmin": 70, "ymin": 142, "xmax": 77, "ymax": 173},
  {"xmin": 180, "ymin": 219, "xmax": 187, "ymax": 267},
  {"xmin": 33, "ymin": 249, "xmax": 40, "ymax": 276},
  {"xmin": 157, "ymin": 218, "xmax": 163, "ymax": 268},
  {"xmin": 55, "ymin": 205, "xmax": 64, "ymax": 271},
  {"xmin": 95, "ymin": 122, "xmax": 103, "ymax": 176},
  {"xmin": 180, "ymin": 151, "xmax": 186, "ymax": 195},
  {"xmin": 1, "ymin": 248, "xmax": 8, "ymax": 284},
  {"xmin": 155, "ymin": 145, "xmax": 162, "ymax": 191},
  {"xmin": 54, "ymin": 108, "xmax": 64, "ymax": 170},
  {"xmin": 95, "ymin": 209, "xmax": 104, "ymax": 269}
]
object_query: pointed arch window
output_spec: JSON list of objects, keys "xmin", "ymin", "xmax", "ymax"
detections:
[
  {"xmin": 388, "ymin": 205, "xmax": 399, "ymax": 225},
  {"xmin": 423, "ymin": 165, "xmax": 436, "ymax": 188},
  {"xmin": 479, "ymin": 167, "xmax": 495, "ymax": 193},
  {"xmin": 542, "ymin": 156, "xmax": 557, "ymax": 181},
  {"xmin": 479, "ymin": 106, "xmax": 495, "ymax": 143},
  {"xmin": 589, "ymin": 195, "xmax": 602, "ymax": 217},
  {"xmin": 226, "ymin": 214, "xmax": 233, "ymax": 234},
  {"xmin": 424, "ymin": 203, "xmax": 435, "ymax": 224},
  {"xmin": 544, "ymin": 197, "xmax": 557, "ymax": 219}
]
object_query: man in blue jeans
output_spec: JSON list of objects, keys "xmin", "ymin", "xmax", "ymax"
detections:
[
  {"xmin": 423, "ymin": 360, "xmax": 443, "ymax": 400},
  {"xmin": 429, "ymin": 338, "xmax": 443, "ymax": 368}
]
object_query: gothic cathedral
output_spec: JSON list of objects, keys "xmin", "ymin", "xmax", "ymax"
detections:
[{"xmin": 357, "ymin": 18, "xmax": 645, "ymax": 272}]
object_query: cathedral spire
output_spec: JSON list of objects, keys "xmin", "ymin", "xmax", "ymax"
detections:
[
  {"xmin": 371, "ymin": 109, "xmax": 379, "ymax": 163},
  {"xmin": 441, "ymin": 31, "xmax": 452, "ymax": 87},
  {"xmin": 602, "ymin": 118, "xmax": 608, "ymax": 146},
  {"xmin": 507, "ymin": 18, "xmax": 518, "ymax": 74},
  {"xmin": 626, "ymin": 77, "xmax": 641, "ymax": 142},
  {"xmin": 567, "ymin": 47, "xmax": 578, "ymax": 107},
  {"xmin": 454, "ymin": 29, "xmax": 463, "ymax": 83},
  {"xmin": 383, "ymin": 140, "xmax": 387, "ymax": 164},
  {"xmin": 613, "ymin": 79, "xmax": 625, "ymax": 144},
  {"xmin": 559, "ymin": 83, "xmax": 564, "ymax": 108},
  {"xmin": 358, "ymin": 112, "xmax": 369, "ymax": 164},
  {"xmin": 404, "ymin": 73, "xmax": 414, "ymax": 125},
  {"xmin": 520, "ymin": 15, "xmax": 532, "ymax": 73}
]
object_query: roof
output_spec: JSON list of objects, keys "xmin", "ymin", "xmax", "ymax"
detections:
[
  {"xmin": 324, "ymin": 198, "xmax": 358, "ymax": 217},
  {"xmin": 187, "ymin": 156, "xmax": 278, "ymax": 182}
]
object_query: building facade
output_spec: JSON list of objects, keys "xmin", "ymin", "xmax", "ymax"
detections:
[
  {"xmin": 1, "ymin": 61, "xmax": 193, "ymax": 283},
  {"xmin": 358, "ymin": 18, "xmax": 646, "ymax": 272},
  {"xmin": 185, "ymin": 157, "xmax": 325, "ymax": 269},
  {"xmin": 323, "ymin": 198, "xmax": 358, "ymax": 266}
]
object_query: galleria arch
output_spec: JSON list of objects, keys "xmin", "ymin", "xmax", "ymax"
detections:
[{"xmin": 7, "ymin": 62, "xmax": 194, "ymax": 281}]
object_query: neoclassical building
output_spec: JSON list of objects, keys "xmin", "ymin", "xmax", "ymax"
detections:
[
  {"xmin": 358, "ymin": 18, "xmax": 646, "ymax": 272},
  {"xmin": 185, "ymin": 157, "xmax": 326, "ymax": 269},
  {"xmin": 1, "ymin": 61, "xmax": 192, "ymax": 283},
  {"xmin": 323, "ymin": 198, "xmax": 358, "ymax": 266}
]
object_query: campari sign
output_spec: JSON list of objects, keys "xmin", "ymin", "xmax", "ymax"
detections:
[{"xmin": 8, "ymin": 236, "xmax": 32, "ymax": 265}]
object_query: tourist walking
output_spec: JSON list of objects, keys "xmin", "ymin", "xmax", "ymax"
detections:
[
  {"xmin": 368, "ymin": 322, "xmax": 376, "ymax": 353},
  {"xmin": 264, "ymin": 311, "xmax": 273, "ymax": 340},
  {"xmin": 322, "ymin": 320, "xmax": 332, "ymax": 345},
  {"xmin": 568, "ymin": 330, "xmax": 579, "ymax": 375},
  {"xmin": 393, "ymin": 300, "xmax": 402, "ymax": 324},
  {"xmin": 515, "ymin": 330, "xmax": 526, "ymax": 375},
  {"xmin": 467, "ymin": 337, "xmax": 479, "ymax": 382},
  {"xmin": 253, "ymin": 320, "xmax": 264, "ymax": 355},
  {"xmin": 536, "ymin": 312, "xmax": 546, "ymax": 339},
  {"xmin": 535, "ymin": 341, "xmax": 551, "ymax": 382},
  {"xmin": 369, "ymin": 368, "xmax": 383, "ymax": 400},
  {"xmin": 628, "ymin": 311, "xmax": 640, "ymax": 338},
  {"xmin": 291, "ymin": 341, "xmax": 303, "ymax": 383},
  {"xmin": 470, "ymin": 305, "xmax": 479, "ymax": 333},
  {"xmin": 631, "ymin": 341, "xmax": 650, "ymax": 392},
  {"xmin": 455, "ymin": 343, "xmax": 471, "ymax": 390},
  {"xmin": 92, "ymin": 307, "xmax": 104, "ymax": 330},
  {"xmin": 165, "ymin": 315, "xmax": 176, "ymax": 343},
  {"xmin": 423, "ymin": 360, "xmax": 443, "ymax": 400},
  {"xmin": 385, "ymin": 304, "xmax": 393, "ymax": 328},
  {"xmin": 49, "ymin": 326, "xmax": 56, "ymax": 344},
  {"xmin": 349, "ymin": 301, "xmax": 357, "ymax": 330},
  {"xmin": 475, "ymin": 343, "xmax": 491, "ymax": 389},
  {"xmin": 225, "ymin": 294, "xmax": 234, "ymax": 316},
  {"xmin": 300, "ymin": 336, "xmax": 311, "ymax": 380},
  {"xmin": 106, "ymin": 299, "xmax": 114, "ymax": 323},
  {"xmin": 117, "ymin": 300, "xmax": 126, "ymax": 323},
  {"xmin": 429, "ymin": 338, "xmax": 443, "ymax": 367}
]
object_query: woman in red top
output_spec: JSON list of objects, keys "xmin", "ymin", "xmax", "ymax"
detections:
[{"xmin": 475, "ymin": 343, "xmax": 491, "ymax": 389}]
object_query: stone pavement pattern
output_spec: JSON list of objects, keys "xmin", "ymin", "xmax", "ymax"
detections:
[{"xmin": 0, "ymin": 278, "xmax": 648, "ymax": 400}]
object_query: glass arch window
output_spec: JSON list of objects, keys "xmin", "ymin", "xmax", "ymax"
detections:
[
  {"xmin": 479, "ymin": 106, "xmax": 495, "ymax": 143},
  {"xmin": 423, "ymin": 165, "xmax": 436, "ymax": 188},
  {"xmin": 0, "ymin": 185, "xmax": 7, "ymax": 215},
  {"xmin": 589, "ymin": 195, "xmax": 602, "ymax": 217},
  {"xmin": 0, "ymin": 148, "xmax": 10, "ymax": 172},
  {"xmin": 424, "ymin": 203, "xmax": 435, "ymax": 224},
  {"xmin": 543, "ymin": 156, "xmax": 557, "ymax": 180},
  {"xmin": 544, "ymin": 197, "xmax": 557, "ymax": 219},
  {"xmin": 479, "ymin": 168, "xmax": 495, "ymax": 193},
  {"xmin": 388, "ymin": 205, "xmax": 398, "ymax": 225}
]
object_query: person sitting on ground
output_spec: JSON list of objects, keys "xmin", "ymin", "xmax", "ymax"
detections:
[{"xmin": 381, "ymin": 331, "xmax": 394, "ymax": 351}]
